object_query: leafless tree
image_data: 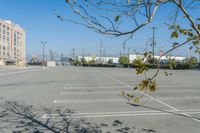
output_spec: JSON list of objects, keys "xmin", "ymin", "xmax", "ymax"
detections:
[{"xmin": 55, "ymin": 0, "xmax": 200, "ymax": 100}]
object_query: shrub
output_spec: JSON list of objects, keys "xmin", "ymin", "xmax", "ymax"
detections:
[{"xmin": 119, "ymin": 56, "xmax": 129, "ymax": 65}]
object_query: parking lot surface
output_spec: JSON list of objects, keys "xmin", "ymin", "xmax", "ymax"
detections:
[{"xmin": 0, "ymin": 66, "xmax": 200, "ymax": 133}]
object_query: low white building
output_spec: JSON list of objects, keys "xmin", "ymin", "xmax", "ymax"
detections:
[
  {"xmin": 47, "ymin": 61, "xmax": 56, "ymax": 67},
  {"xmin": 77, "ymin": 56, "xmax": 119, "ymax": 64},
  {"xmin": 129, "ymin": 54, "xmax": 186, "ymax": 63},
  {"xmin": 77, "ymin": 54, "xmax": 186, "ymax": 64}
]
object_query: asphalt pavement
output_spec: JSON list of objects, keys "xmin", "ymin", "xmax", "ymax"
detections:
[{"xmin": 0, "ymin": 66, "xmax": 200, "ymax": 133}]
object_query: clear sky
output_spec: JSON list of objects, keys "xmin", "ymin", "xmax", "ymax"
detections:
[{"xmin": 0, "ymin": 0, "xmax": 199, "ymax": 60}]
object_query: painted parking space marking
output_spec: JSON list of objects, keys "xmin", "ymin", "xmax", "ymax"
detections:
[
  {"xmin": 59, "ymin": 89, "xmax": 197, "ymax": 95},
  {"xmin": 54, "ymin": 99, "xmax": 125, "ymax": 103},
  {"xmin": 63, "ymin": 86, "xmax": 124, "ymax": 89},
  {"xmin": 42, "ymin": 109, "xmax": 200, "ymax": 119},
  {"xmin": 65, "ymin": 82, "xmax": 121, "ymax": 86},
  {"xmin": 97, "ymin": 72, "xmax": 200, "ymax": 123},
  {"xmin": 0, "ymin": 68, "xmax": 41, "ymax": 76},
  {"xmin": 54, "ymin": 96, "xmax": 200, "ymax": 104}
]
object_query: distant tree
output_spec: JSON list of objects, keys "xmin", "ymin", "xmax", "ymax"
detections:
[
  {"xmin": 184, "ymin": 56, "xmax": 198, "ymax": 67},
  {"xmin": 119, "ymin": 56, "xmax": 129, "ymax": 65},
  {"xmin": 56, "ymin": 0, "xmax": 200, "ymax": 102},
  {"xmin": 30, "ymin": 57, "xmax": 38, "ymax": 63},
  {"xmin": 74, "ymin": 59, "xmax": 81, "ymax": 66},
  {"xmin": 80, "ymin": 57, "xmax": 87, "ymax": 64},
  {"xmin": 107, "ymin": 59, "xmax": 113, "ymax": 64},
  {"xmin": 147, "ymin": 57, "xmax": 158, "ymax": 64},
  {"xmin": 88, "ymin": 59, "xmax": 95, "ymax": 65}
]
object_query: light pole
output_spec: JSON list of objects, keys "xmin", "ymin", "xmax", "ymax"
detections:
[
  {"xmin": 41, "ymin": 41, "xmax": 47, "ymax": 66},
  {"xmin": 152, "ymin": 27, "xmax": 156, "ymax": 63}
]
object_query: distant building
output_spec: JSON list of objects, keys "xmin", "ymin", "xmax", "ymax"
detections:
[
  {"xmin": 77, "ymin": 54, "xmax": 186, "ymax": 65},
  {"xmin": 0, "ymin": 19, "xmax": 26, "ymax": 66},
  {"xmin": 129, "ymin": 54, "xmax": 186, "ymax": 63},
  {"xmin": 47, "ymin": 61, "xmax": 56, "ymax": 67},
  {"xmin": 77, "ymin": 56, "xmax": 119, "ymax": 64}
]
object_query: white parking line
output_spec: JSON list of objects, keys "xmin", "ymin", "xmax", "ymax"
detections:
[
  {"xmin": 54, "ymin": 99, "xmax": 124, "ymax": 103},
  {"xmin": 42, "ymin": 109, "xmax": 200, "ymax": 119},
  {"xmin": 65, "ymin": 82, "xmax": 120, "ymax": 86},
  {"xmin": 155, "ymin": 96, "xmax": 200, "ymax": 101},
  {"xmin": 155, "ymin": 89, "xmax": 197, "ymax": 92},
  {"xmin": 54, "ymin": 96, "xmax": 200, "ymax": 104},
  {"xmin": 98, "ymin": 72, "xmax": 200, "ymax": 123},
  {"xmin": 59, "ymin": 89, "xmax": 197, "ymax": 95},
  {"xmin": 0, "ymin": 68, "xmax": 41, "ymax": 76},
  {"xmin": 103, "ymin": 74, "xmax": 179, "ymax": 111},
  {"xmin": 59, "ymin": 91, "xmax": 129, "ymax": 95},
  {"xmin": 63, "ymin": 86, "xmax": 124, "ymax": 89},
  {"xmin": 158, "ymin": 84, "xmax": 193, "ymax": 87}
]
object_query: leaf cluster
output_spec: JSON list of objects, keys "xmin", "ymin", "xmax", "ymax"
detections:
[{"xmin": 169, "ymin": 23, "xmax": 200, "ymax": 50}]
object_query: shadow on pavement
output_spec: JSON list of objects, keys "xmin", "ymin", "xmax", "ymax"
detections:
[{"xmin": 0, "ymin": 98, "xmax": 156, "ymax": 133}]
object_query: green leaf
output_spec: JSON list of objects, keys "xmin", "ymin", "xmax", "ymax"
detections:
[
  {"xmin": 143, "ymin": 52, "xmax": 148, "ymax": 57},
  {"xmin": 133, "ymin": 98, "xmax": 140, "ymax": 103},
  {"xmin": 127, "ymin": 93, "xmax": 134, "ymax": 98},
  {"xmin": 179, "ymin": 29, "xmax": 187, "ymax": 35},
  {"xmin": 198, "ymin": 24, "xmax": 200, "ymax": 30},
  {"xmin": 115, "ymin": 15, "xmax": 120, "ymax": 22},
  {"xmin": 188, "ymin": 32, "xmax": 193, "ymax": 37},
  {"xmin": 173, "ymin": 42, "xmax": 179, "ymax": 48},
  {"xmin": 176, "ymin": 24, "xmax": 180, "ymax": 29},
  {"xmin": 133, "ymin": 86, "xmax": 138, "ymax": 90},
  {"xmin": 171, "ymin": 31, "xmax": 178, "ymax": 38},
  {"xmin": 149, "ymin": 80, "xmax": 156, "ymax": 92}
]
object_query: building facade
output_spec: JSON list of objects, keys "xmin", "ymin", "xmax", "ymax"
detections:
[
  {"xmin": 0, "ymin": 19, "xmax": 25, "ymax": 66},
  {"xmin": 129, "ymin": 54, "xmax": 186, "ymax": 63}
]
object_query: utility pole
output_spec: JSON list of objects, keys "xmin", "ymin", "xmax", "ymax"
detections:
[
  {"xmin": 82, "ymin": 49, "xmax": 85, "ymax": 64},
  {"xmin": 99, "ymin": 39, "xmax": 103, "ymax": 63},
  {"xmin": 127, "ymin": 47, "xmax": 131, "ymax": 59},
  {"xmin": 82, "ymin": 49, "xmax": 85, "ymax": 58},
  {"xmin": 122, "ymin": 43, "xmax": 126, "ymax": 56},
  {"xmin": 103, "ymin": 48, "xmax": 106, "ymax": 63},
  {"xmin": 50, "ymin": 49, "xmax": 53, "ymax": 61},
  {"xmin": 145, "ymin": 38, "xmax": 148, "ymax": 53},
  {"xmin": 151, "ymin": 27, "xmax": 156, "ymax": 63},
  {"xmin": 71, "ymin": 48, "xmax": 75, "ymax": 59},
  {"xmin": 41, "ymin": 41, "xmax": 47, "ymax": 66}
]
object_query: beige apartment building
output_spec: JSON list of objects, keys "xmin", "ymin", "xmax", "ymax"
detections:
[{"xmin": 0, "ymin": 19, "xmax": 25, "ymax": 66}]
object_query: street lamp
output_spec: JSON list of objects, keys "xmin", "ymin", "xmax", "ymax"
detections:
[{"xmin": 41, "ymin": 41, "xmax": 47, "ymax": 66}]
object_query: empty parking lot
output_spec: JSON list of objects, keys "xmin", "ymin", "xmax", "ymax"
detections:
[{"xmin": 0, "ymin": 66, "xmax": 200, "ymax": 133}]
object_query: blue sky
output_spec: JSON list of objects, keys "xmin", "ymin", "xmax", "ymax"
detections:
[{"xmin": 0, "ymin": 0, "xmax": 199, "ymax": 59}]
